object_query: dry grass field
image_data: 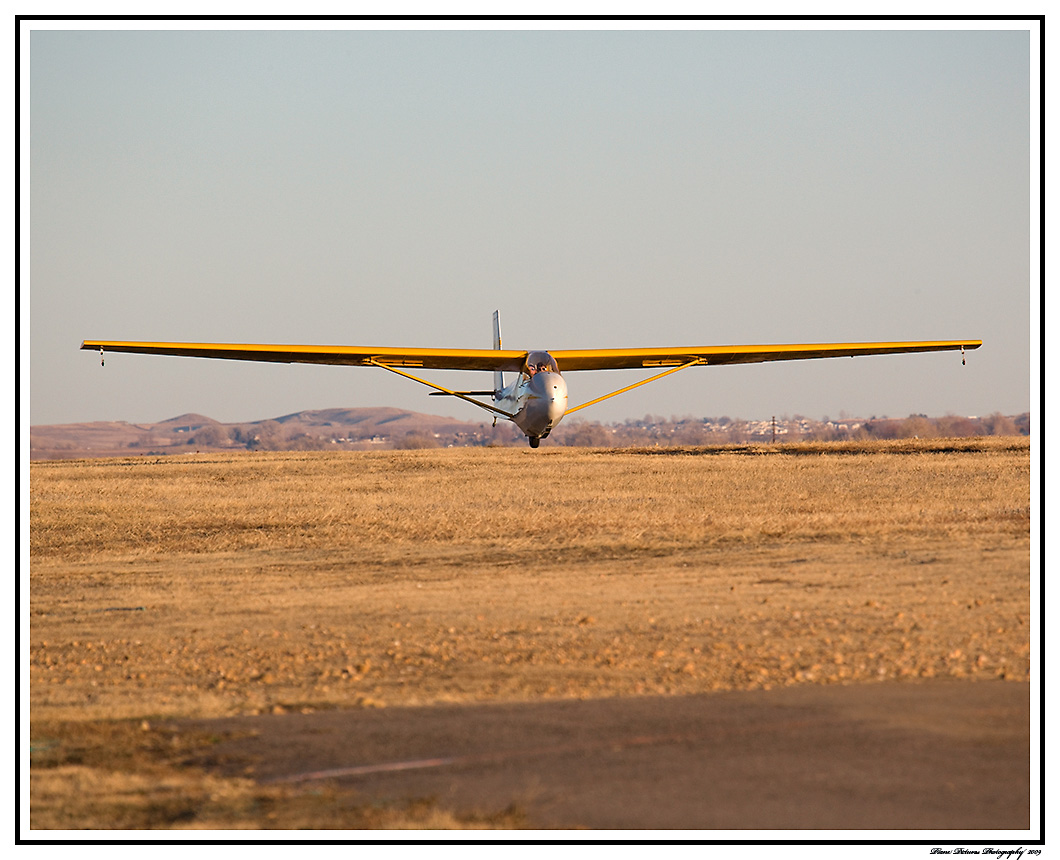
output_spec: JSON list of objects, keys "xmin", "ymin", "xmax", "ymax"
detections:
[{"xmin": 27, "ymin": 437, "xmax": 1032, "ymax": 830}]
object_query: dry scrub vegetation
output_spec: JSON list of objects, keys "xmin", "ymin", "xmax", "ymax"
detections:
[{"xmin": 28, "ymin": 437, "xmax": 1031, "ymax": 829}]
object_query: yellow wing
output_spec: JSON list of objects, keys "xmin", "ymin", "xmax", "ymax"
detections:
[
  {"xmin": 80, "ymin": 340, "xmax": 530, "ymax": 373},
  {"xmin": 550, "ymin": 340, "xmax": 982, "ymax": 371},
  {"xmin": 81, "ymin": 338, "xmax": 981, "ymax": 373}
]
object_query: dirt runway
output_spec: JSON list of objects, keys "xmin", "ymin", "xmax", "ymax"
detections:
[{"xmin": 184, "ymin": 679, "xmax": 1029, "ymax": 831}]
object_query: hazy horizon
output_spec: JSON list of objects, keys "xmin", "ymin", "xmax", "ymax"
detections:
[{"xmin": 29, "ymin": 400, "xmax": 1030, "ymax": 431}]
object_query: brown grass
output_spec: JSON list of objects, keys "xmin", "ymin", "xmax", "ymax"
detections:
[{"xmin": 27, "ymin": 437, "xmax": 1032, "ymax": 829}]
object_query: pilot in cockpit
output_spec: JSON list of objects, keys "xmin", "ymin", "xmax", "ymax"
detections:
[
  {"xmin": 525, "ymin": 354, "xmax": 559, "ymax": 377},
  {"xmin": 524, "ymin": 353, "xmax": 558, "ymax": 379}
]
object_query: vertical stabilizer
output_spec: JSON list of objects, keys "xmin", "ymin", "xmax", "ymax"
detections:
[{"xmin": 492, "ymin": 310, "xmax": 503, "ymax": 396}]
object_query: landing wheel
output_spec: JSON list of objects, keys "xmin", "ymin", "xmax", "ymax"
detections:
[{"xmin": 528, "ymin": 436, "xmax": 541, "ymax": 448}]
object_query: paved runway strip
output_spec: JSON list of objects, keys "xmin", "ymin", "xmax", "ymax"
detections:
[{"xmin": 184, "ymin": 679, "xmax": 1030, "ymax": 831}]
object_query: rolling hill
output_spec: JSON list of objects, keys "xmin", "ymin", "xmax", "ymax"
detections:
[{"xmin": 29, "ymin": 407, "xmax": 505, "ymax": 459}]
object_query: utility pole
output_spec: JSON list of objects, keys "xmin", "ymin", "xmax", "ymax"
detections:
[{"xmin": 772, "ymin": 415, "xmax": 776, "ymax": 444}]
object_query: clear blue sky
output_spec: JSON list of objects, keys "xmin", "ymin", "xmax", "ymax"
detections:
[{"xmin": 26, "ymin": 23, "xmax": 1036, "ymax": 426}]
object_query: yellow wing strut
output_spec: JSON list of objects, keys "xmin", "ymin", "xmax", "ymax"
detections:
[
  {"xmin": 565, "ymin": 359, "xmax": 705, "ymax": 416},
  {"xmin": 366, "ymin": 358, "xmax": 517, "ymax": 419}
]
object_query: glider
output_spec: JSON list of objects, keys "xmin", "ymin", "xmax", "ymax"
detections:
[{"xmin": 82, "ymin": 313, "xmax": 981, "ymax": 448}]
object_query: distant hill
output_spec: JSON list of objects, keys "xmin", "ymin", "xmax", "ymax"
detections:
[
  {"xmin": 29, "ymin": 406, "xmax": 508, "ymax": 459},
  {"xmin": 29, "ymin": 407, "xmax": 1030, "ymax": 459},
  {"xmin": 153, "ymin": 413, "xmax": 221, "ymax": 428}
]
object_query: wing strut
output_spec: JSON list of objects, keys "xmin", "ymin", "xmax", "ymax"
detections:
[
  {"xmin": 366, "ymin": 358, "xmax": 517, "ymax": 420},
  {"xmin": 566, "ymin": 358, "xmax": 705, "ymax": 416}
]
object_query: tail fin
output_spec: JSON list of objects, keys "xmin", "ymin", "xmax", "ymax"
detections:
[{"xmin": 492, "ymin": 310, "xmax": 503, "ymax": 396}]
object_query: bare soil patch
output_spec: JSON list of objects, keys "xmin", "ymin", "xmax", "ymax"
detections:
[{"xmin": 27, "ymin": 438, "xmax": 1032, "ymax": 830}]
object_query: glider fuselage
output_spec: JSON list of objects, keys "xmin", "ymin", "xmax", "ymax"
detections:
[{"xmin": 494, "ymin": 350, "xmax": 568, "ymax": 446}]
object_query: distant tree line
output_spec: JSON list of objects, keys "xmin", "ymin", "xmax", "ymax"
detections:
[
  {"xmin": 548, "ymin": 412, "xmax": 1030, "ymax": 448},
  {"xmin": 175, "ymin": 411, "xmax": 1029, "ymax": 451}
]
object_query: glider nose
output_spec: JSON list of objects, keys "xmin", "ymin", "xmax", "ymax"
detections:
[
  {"xmin": 545, "ymin": 372, "xmax": 568, "ymax": 424},
  {"xmin": 522, "ymin": 372, "xmax": 568, "ymax": 437}
]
